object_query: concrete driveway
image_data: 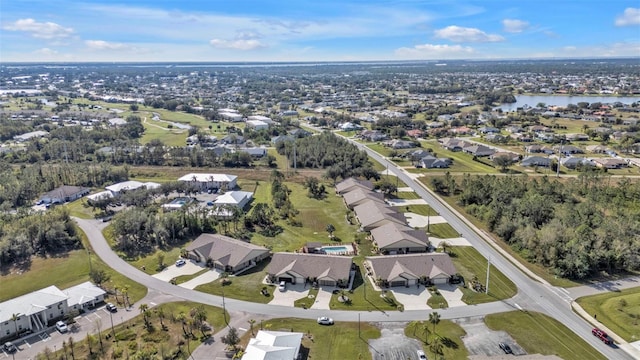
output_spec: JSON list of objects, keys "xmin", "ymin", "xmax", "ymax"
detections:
[
  {"xmin": 438, "ymin": 284, "xmax": 466, "ymax": 308},
  {"xmin": 268, "ymin": 283, "xmax": 309, "ymax": 306},
  {"xmin": 454, "ymin": 316, "xmax": 526, "ymax": 356},
  {"xmin": 430, "ymin": 237, "xmax": 472, "ymax": 247},
  {"xmin": 387, "ymin": 198, "xmax": 428, "ymax": 206},
  {"xmin": 179, "ymin": 269, "xmax": 221, "ymax": 289},
  {"xmin": 405, "ymin": 213, "xmax": 448, "ymax": 228},
  {"xmin": 390, "ymin": 286, "xmax": 431, "ymax": 311},
  {"xmin": 152, "ymin": 260, "xmax": 204, "ymax": 281},
  {"xmin": 311, "ymin": 286, "xmax": 335, "ymax": 310}
]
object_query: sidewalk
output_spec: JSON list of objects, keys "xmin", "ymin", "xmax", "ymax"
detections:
[{"xmin": 571, "ymin": 301, "xmax": 640, "ymax": 359}]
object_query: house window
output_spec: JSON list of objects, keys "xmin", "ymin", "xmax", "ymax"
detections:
[
  {"xmin": 49, "ymin": 314, "xmax": 53, "ymax": 318},
  {"xmin": 18, "ymin": 325, "xmax": 22, "ymax": 330},
  {"xmin": 5, "ymin": 330, "xmax": 9, "ymax": 335},
  {"xmin": 60, "ymin": 310, "xmax": 64, "ymax": 315}
]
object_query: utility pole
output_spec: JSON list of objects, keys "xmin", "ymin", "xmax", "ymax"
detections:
[
  {"xmin": 88, "ymin": 249, "xmax": 92, "ymax": 273},
  {"xmin": 358, "ymin": 313, "xmax": 361, "ymax": 337},
  {"xmin": 556, "ymin": 140, "xmax": 563, "ymax": 178},
  {"xmin": 486, "ymin": 257, "xmax": 491, "ymax": 294}
]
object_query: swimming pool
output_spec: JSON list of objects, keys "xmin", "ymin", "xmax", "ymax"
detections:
[{"xmin": 322, "ymin": 246, "xmax": 350, "ymax": 254}]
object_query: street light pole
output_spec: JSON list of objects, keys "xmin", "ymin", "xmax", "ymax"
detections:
[
  {"xmin": 109, "ymin": 311, "xmax": 116, "ymax": 345},
  {"xmin": 486, "ymin": 257, "xmax": 491, "ymax": 294}
]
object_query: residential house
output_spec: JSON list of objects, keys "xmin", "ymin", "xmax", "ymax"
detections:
[
  {"xmin": 359, "ymin": 130, "xmax": 387, "ymax": 142},
  {"xmin": 462, "ymin": 144, "xmax": 495, "ymax": 157},
  {"xmin": 565, "ymin": 133, "xmax": 590, "ymax": 141},
  {"xmin": 220, "ymin": 134, "xmax": 245, "ymax": 145},
  {"xmin": 185, "ymin": 234, "xmax": 270, "ymax": 273},
  {"xmin": 585, "ymin": 145, "xmax": 609, "ymax": 154},
  {"xmin": 213, "ymin": 190, "xmax": 253, "ymax": 210},
  {"xmin": 63, "ymin": 281, "xmax": 106, "ymax": 313},
  {"xmin": 561, "ymin": 157, "xmax": 595, "ymax": 170},
  {"xmin": 354, "ymin": 200, "xmax": 406, "ymax": 231},
  {"xmin": 439, "ymin": 138, "xmax": 468, "ymax": 152},
  {"xmin": 245, "ymin": 120, "xmax": 269, "ymax": 130},
  {"xmin": 335, "ymin": 177, "xmax": 374, "ymax": 195},
  {"xmin": 288, "ymin": 128, "xmax": 310, "ymax": 138},
  {"xmin": 177, "ymin": 173, "xmax": 238, "ymax": 191},
  {"xmin": 238, "ymin": 148, "xmax": 267, "ymax": 158},
  {"xmin": 271, "ymin": 135, "xmax": 295, "ymax": 145},
  {"xmin": 406, "ymin": 129, "xmax": 424, "ymax": 138},
  {"xmin": 450, "ymin": 126, "xmax": 473, "ymax": 135},
  {"xmin": 267, "ymin": 253, "xmax": 352, "ymax": 287},
  {"xmin": 592, "ymin": 158, "xmax": 628, "ymax": 169},
  {"xmin": 553, "ymin": 145, "xmax": 583, "ymax": 155},
  {"xmin": 39, "ymin": 185, "xmax": 90, "ymax": 204},
  {"xmin": 371, "ymin": 222, "xmax": 430, "ymax": 254},
  {"xmin": 365, "ymin": 253, "xmax": 457, "ymax": 287},
  {"xmin": 384, "ymin": 139, "xmax": 415, "ymax": 149},
  {"xmin": 242, "ymin": 330, "xmax": 303, "ymax": 360},
  {"xmin": 406, "ymin": 149, "xmax": 432, "ymax": 162},
  {"xmin": 521, "ymin": 156, "xmax": 552, "ymax": 167},
  {"xmin": 478, "ymin": 126, "xmax": 500, "ymax": 134},
  {"xmin": 13, "ymin": 130, "xmax": 49, "ymax": 142},
  {"xmin": 107, "ymin": 118, "xmax": 127, "ymax": 126},
  {"xmin": 342, "ymin": 188, "xmax": 385, "ymax": 210},
  {"xmin": 489, "ymin": 152, "xmax": 520, "ymax": 162},
  {"xmin": 525, "ymin": 145, "xmax": 554, "ymax": 154},
  {"xmin": 0, "ymin": 286, "xmax": 69, "ymax": 341},
  {"xmin": 417, "ymin": 155, "xmax": 451, "ymax": 169}
]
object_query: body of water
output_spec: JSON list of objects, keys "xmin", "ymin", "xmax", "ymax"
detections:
[{"xmin": 497, "ymin": 95, "xmax": 640, "ymax": 111}]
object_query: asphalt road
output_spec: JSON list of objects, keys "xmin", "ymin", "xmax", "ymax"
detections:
[{"xmin": 350, "ymin": 140, "xmax": 633, "ymax": 360}]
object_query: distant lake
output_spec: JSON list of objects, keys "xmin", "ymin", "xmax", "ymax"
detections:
[{"xmin": 497, "ymin": 95, "xmax": 640, "ymax": 111}]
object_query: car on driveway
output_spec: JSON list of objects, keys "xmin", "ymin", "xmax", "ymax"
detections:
[
  {"xmin": 106, "ymin": 303, "xmax": 117, "ymax": 312},
  {"xmin": 3, "ymin": 341, "xmax": 17, "ymax": 353},
  {"xmin": 417, "ymin": 349, "xmax": 427, "ymax": 359},
  {"xmin": 317, "ymin": 316, "xmax": 334, "ymax": 325},
  {"xmin": 499, "ymin": 342, "xmax": 512, "ymax": 354},
  {"xmin": 278, "ymin": 281, "xmax": 286, "ymax": 292},
  {"xmin": 175, "ymin": 259, "xmax": 186, "ymax": 267},
  {"xmin": 55, "ymin": 321, "xmax": 68, "ymax": 333}
]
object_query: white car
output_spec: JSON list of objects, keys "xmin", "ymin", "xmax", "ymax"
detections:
[
  {"xmin": 55, "ymin": 321, "xmax": 68, "ymax": 333},
  {"xmin": 278, "ymin": 281, "xmax": 286, "ymax": 292},
  {"xmin": 417, "ymin": 349, "xmax": 427, "ymax": 359},
  {"xmin": 175, "ymin": 259, "xmax": 186, "ymax": 267},
  {"xmin": 317, "ymin": 316, "xmax": 334, "ymax": 325}
]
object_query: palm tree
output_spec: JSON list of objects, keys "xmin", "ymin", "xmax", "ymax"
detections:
[
  {"xmin": 139, "ymin": 303, "xmax": 150, "ymax": 329},
  {"xmin": 326, "ymin": 224, "xmax": 336, "ymax": 239},
  {"xmin": 156, "ymin": 307, "xmax": 165, "ymax": 329},
  {"xmin": 429, "ymin": 312, "xmax": 441, "ymax": 338},
  {"xmin": 10, "ymin": 313, "xmax": 19, "ymax": 337},
  {"xmin": 68, "ymin": 336, "xmax": 75, "ymax": 360},
  {"xmin": 422, "ymin": 323, "xmax": 431, "ymax": 345},
  {"xmin": 177, "ymin": 312, "xmax": 188, "ymax": 336},
  {"xmin": 248, "ymin": 319, "xmax": 256, "ymax": 336}
]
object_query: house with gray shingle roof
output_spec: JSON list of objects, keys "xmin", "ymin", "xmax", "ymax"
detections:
[
  {"xmin": 342, "ymin": 188, "xmax": 385, "ymax": 209},
  {"xmin": 266, "ymin": 253, "xmax": 352, "ymax": 287},
  {"xmin": 185, "ymin": 234, "xmax": 270, "ymax": 273},
  {"xmin": 354, "ymin": 200, "xmax": 406, "ymax": 231},
  {"xmin": 371, "ymin": 222, "xmax": 430, "ymax": 254},
  {"xmin": 335, "ymin": 177, "xmax": 374, "ymax": 195},
  {"xmin": 39, "ymin": 185, "xmax": 90, "ymax": 204},
  {"xmin": 365, "ymin": 253, "xmax": 457, "ymax": 287}
]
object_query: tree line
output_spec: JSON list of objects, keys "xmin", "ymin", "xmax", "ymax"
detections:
[{"xmin": 438, "ymin": 173, "xmax": 640, "ymax": 279}]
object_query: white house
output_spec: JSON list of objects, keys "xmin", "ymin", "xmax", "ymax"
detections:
[
  {"xmin": 105, "ymin": 180, "xmax": 160, "ymax": 195},
  {"xmin": 214, "ymin": 191, "xmax": 253, "ymax": 209},
  {"xmin": 242, "ymin": 330, "xmax": 303, "ymax": 360},
  {"xmin": 63, "ymin": 281, "xmax": 106, "ymax": 312},
  {"xmin": 245, "ymin": 120, "xmax": 269, "ymax": 130},
  {"xmin": 13, "ymin": 130, "xmax": 49, "ymax": 142},
  {"xmin": 177, "ymin": 173, "xmax": 238, "ymax": 191}
]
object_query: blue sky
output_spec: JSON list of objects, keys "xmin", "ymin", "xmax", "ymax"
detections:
[{"xmin": 1, "ymin": 0, "xmax": 639, "ymax": 62}]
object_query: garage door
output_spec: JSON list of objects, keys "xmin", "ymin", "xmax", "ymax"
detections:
[
  {"xmin": 390, "ymin": 280, "xmax": 406, "ymax": 287},
  {"xmin": 431, "ymin": 277, "xmax": 448, "ymax": 285},
  {"xmin": 318, "ymin": 279, "xmax": 336, "ymax": 287},
  {"xmin": 278, "ymin": 276, "xmax": 294, "ymax": 283}
]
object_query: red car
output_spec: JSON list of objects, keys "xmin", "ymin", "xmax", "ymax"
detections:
[{"xmin": 592, "ymin": 328, "xmax": 612, "ymax": 345}]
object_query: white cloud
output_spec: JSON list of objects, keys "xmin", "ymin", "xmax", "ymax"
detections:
[
  {"xmin": 502, "ymin": 19, "xmax": 530, "ymax": 33},
  {"xmin": 209, "ymin": 39, "xmax": 266, "ymax": 50},
  {"xmin": 615, "ymin": 8, "xmax": 640, "ymax": 26},
  {"xmin": 34, "ymin": 48, "xmax": 58, "ymax": 55},
  {"xmin": 2, "ymin": 18, "xmax": 73, "ymax": 39},
  {"xmin": 85, "ymin": 40, "xmax": 131, "ymax": 51},
  {"xmin": 434, "ymin": 25, "xmax": 504, "ymax": 42},
  {"xmin": 395, "ymin": 43, "xmax": 474, "ymax": 59}
]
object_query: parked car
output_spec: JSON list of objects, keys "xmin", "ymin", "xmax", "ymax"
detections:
[
  {"xmin": 416, "ymin": 349, "xmax": 427, "ymax": 359},
  {"xmin": 175, "ymin": 259, "xmax": 186, "ymax": 267},
  {"xmin": 317, "ymin": 316, "xmax": 334, "ymax": 325},
  {"xmin": 55, "ymin": 321, "xmax": 68, "ymax": 333},
  {"xmin": 278, "ymin": 281, "xmax": 286, "ymax": 292},
  {"xmin": 592, "ymin": 328, "xmax": 612, "ymax": 345},
  {"xmin": 3, "ymin": 341, "xmax": 17, "ymax": 353},
  {"xmin": 499, "ymin": 342, "xmax": 512, "ymax": 354},
  {"xmin": 105, "ymin": 303, "xmax": 117, "ymax": 312}
]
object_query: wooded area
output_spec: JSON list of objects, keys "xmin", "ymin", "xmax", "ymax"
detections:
[{"xmin": 438, "ymin": 173, "xmax": 640, "ymax": 279}]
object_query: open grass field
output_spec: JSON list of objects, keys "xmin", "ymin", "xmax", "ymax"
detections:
[
  {"xmin": 485, "ymin": 311, "xmax": 606, "ymax": 360},
  {"xmin": 391, "ymin": 191, "xmax": 421, "ymax": 200},
  {"xmin": 252, "ymin": 318, "xmax": 381, "ymax": 360},
  {"xmin": 576, "ymin": 287, "xmax": 640, "ymax": 342},
  {"xmin": 366, "ymin": 143, "xmax": 396, "ymax": 157},
  {"xmin": 141, "ymin": 120, "xmax": 189, "ymax": 147},
  {"xmin": 0, "ymin": 229, "xmax": 147, "ymax": 303},
  {"xmin": 399, "ymin": 204, "xmax": 439, "ymax": 216},
  {"xmin": 49, "ymin": 301, "xmax": 227, "ymax": 360},
  {"xmin": 449, "ymin": 246, "xmax": 517, "ymax": 304},
  {"xmin": 405, "ymin": 320, "xmax": 468, "ymax": 360},
  {"xmin": 418, "ymin": 141, "xmax": 499, "ymax": 174}
]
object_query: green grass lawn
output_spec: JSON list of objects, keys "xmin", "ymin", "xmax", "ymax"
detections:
[
  {"xmin": 65, "ymin": 198, "xmax": 101, "ymax": 219},
  {"xmin": 172, "ymin": 268, "xmax": 210, "ymax": 285},
  {"xmin": 485, "ymin": 311, "xmax": 606, "ymax": 360},
  {"xmin": 390, "ymin": 191, "xmax": 421, "ymax": 200},
  {"xmin": 0, "ymin": 228, "xmax": 146, "ymax": 303},
  {"xmin": 254, "ymin": 318, "xmax": 381, "ymax": 360},
  {"xmin": 576, "ymin": 287, "xmax": 640, "ymax": 342},
  {"xmin": 418, "ymin": 141, "xmax": 499, "ymax": 174},
  {"xmin": 449, "ymin": 246, "xmax": 517, "ymax": 304},
  {"xmin": 194, "ymin": 261, "xmax": 274, "ymax": 304},
  {"xmin": 398, "ymin": 204, "xmax": 439, "ymax": 216},
  {"xmin": 427, "ymin": 223, "xmax": 459, "ymax": 239},
  {"xmin": 366, "ymin": 143, "xmax": 395, "ymax": 157},
  {"xmin": 405, "ymin": 320, "xmax": 468, "ymax": 360},
  {"xmin": 426, "ymin": 290, "xmax": 449, "ymax": 309},
  {"xmin": 329, "ymin": 264, "xmax": 401, "ymax": 312},
  {"xmin": 294, "ymin": 288, "xmax": 319, "ymax": 309},
  {"xmin": 141, "ymin": 120, "xmax": 188, "ymax": 146}
]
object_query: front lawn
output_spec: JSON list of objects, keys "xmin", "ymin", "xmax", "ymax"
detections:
[
  {"xmin": 397, "ymin": 204, "xmax": 439, "ymax": 216},
  {"xmin": 485, "ymin": 311, "xmax": 606, "ymax": 360},
  {"xmin": 428, "ymin": 223, "xmax": 460, "ymax": 239},
  {"xmin": 194, "ymin": 261, "xmax": 273, "ymax": 304},
  {"xmin": 576, "ymin": 287, "xmax": 640, "ymax": 342},
  {"xmin": 329, "ymin": 265, "xmax": 401, "ymax": 312},
  {"xmin": 449, "ymin": 246, "xmax": 517, "ymax": 304},
  {"xmin": 405, "ymin": 320, "xmax": 468, "ymax": 360}
]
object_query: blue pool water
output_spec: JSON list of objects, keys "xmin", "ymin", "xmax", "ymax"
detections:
[{"xmin": 323, "ymin": 246, "xmax": 349, "ymax": 254}]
